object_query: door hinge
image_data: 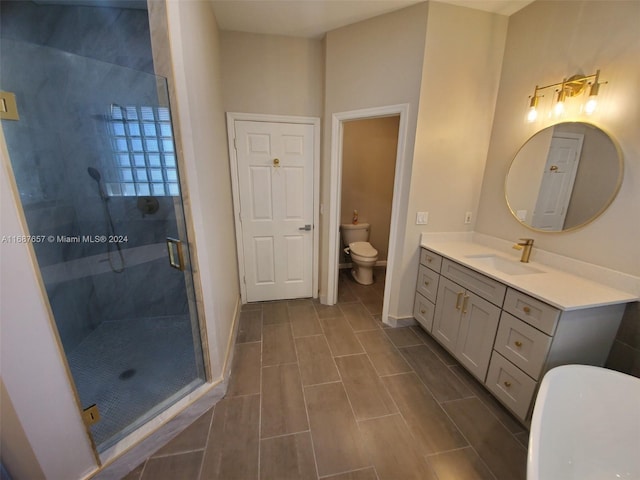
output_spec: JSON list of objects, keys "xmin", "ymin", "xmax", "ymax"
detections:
[
  {"xmin": 0, "ymin": 91, "xmax": 19, "ymax": 120},
  {"xmin": 82, "ymin": 404, "xmax": 101, "ymax": 427}
]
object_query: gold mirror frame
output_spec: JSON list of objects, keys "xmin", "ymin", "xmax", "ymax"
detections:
[{"xmin": 505, "ymin": 121, "xmax": 623, "ymax": 233}]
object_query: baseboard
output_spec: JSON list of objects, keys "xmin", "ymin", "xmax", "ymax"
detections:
[
  {"xmin": 221, "ymin": 296, "xmax": 242, "ymax": 381},
  {"xmin": 339, "ymin": 260, "xmax": 387, "ymax": 269},
  {"xmin": 385, "ymin": 315, "xmax": 417, "ymax": 328}
]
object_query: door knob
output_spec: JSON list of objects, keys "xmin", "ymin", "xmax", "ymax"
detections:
[{"xmin": 298, "ymin": 224, "xmax": 312, "ymax": 231}]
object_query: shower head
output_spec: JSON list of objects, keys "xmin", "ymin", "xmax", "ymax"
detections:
[
  {"xmin": 87, "ymin": 167, "xmax": 102, "ymax": 182},
  {"xmin": 87, "ymin": 167, "xmax": 108, "ymax": 200}
]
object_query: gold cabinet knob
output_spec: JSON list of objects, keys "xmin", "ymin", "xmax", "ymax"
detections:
[
  {"xmin": 504, "ymin": 381, "xmax": 512, "ymax": 388},
  {"xmin": 424, "ymin": 281, "xmax": 429, "ymax": 286},
  {"xmin": 523, "ymin": 306, "xmax": 531, "ymax": 314},
  {"xmin": 273, "ymin": 158, "xmax": 280, "ymax": 166},
  {"xmin": 426, "ymin": 257, "xmax": 432, "ymax": 262},
  {"xmin": 514, "ymin": 341, "xmax": 523, "ymax": 347},
  {"xmin": 420, "ymin": 309, "xmax": 426, "ymax": 314}
]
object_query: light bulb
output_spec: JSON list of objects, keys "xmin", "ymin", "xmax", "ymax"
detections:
[
  {"xmin": 554, "ymin": 85, "xmax": 566, "ymax": 116},
  {"xmin": 585, "ymin": 82, "xmax": 600, "ymax": 115},
  {"xmin": 526, "ymin": 92, "xmax": 539, "ymax": 123}
]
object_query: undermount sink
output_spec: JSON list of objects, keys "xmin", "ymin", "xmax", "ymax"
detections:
[
  {"xmin": 464, "ymin": 253, "xmax": 544, "ymax": 276},
  {"xmin": 528, "ymin": 365, "xmax": 640, "ymax": 480}
]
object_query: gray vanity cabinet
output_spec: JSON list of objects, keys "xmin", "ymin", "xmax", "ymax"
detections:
[
  {"xmin": 432, "ymin": 268, "xmax": 502, "ymax": 381},
  {"xmin": 414, "ymin": 246, "xmax": 628, "ymax": 424}
]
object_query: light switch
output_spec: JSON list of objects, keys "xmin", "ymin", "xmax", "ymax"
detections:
[{"xmin": 416, "ymin": 212, "xmax": 429, "ymax": 225}]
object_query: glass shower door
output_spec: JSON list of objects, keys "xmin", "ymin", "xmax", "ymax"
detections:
[{"xmin": 0, "ymin": 39, "xmax": 206, "ymax": 452}]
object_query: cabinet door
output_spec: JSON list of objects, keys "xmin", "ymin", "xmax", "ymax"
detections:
[
  {"xmin": 455, "ymin": 291, "xmax": 501, "ymax": 381},
  {"xmin": 432, "ymin": 277, "xmax": 464, "ymax": 353}
]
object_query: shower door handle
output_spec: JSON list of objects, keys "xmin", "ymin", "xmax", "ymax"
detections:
[{"xmin": 166, "ymin": 238, "xmax": 185, "ymax": 271}]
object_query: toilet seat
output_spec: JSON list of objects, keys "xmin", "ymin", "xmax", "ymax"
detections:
[{"xmin": 349, "ymin": 241, "xmax": 377, "ymax": 258}]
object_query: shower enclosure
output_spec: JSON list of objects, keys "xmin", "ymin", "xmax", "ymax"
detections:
[{"xmin": 0, "ymin": 38, "xmax": 206, "ymax": 452}]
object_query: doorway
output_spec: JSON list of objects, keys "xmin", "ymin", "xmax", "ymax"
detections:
[
  {"xmin": 227, "ymin": 113, "xmax": 320, "ymax": 303},
  {"xmin": 327, "ymin": 104, "xmax": 410, "ymax": 325}
]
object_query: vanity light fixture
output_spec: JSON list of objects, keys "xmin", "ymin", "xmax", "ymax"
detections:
[{"xmin": 526, "ymin": 70, "xmax": 606, "ymax": 122}]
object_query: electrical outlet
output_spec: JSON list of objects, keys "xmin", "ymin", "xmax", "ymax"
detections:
[
  {"xmin": 416, "ymin": 211, "xmax": 429, "ymax": 225},
  {"xmin": 464, "ymin": 211, "xmax": 472, "ymax": 224}
]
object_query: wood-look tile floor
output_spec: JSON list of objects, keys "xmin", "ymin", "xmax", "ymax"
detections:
[{"xmin": 123, "ymin": 268, "xmax": 529, "ymax": 480}]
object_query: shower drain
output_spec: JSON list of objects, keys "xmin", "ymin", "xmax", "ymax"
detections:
[{"xmin": 119, "ymin": 368, "xmax": 136, "ymax": 380}]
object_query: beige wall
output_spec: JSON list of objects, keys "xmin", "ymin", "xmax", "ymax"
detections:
[
  {"xmin": 475, "ymin": 0, "xmax": 640, "ymax": 276},
  {"xmin": 220, "ymin": 31, "xmax": 324, "ymax": 117},
  {"xmin": 163, "ymin": 1, "xmax": 240, "ymax": 380},
  {"xmin": 322, "ymin": 2, "xmax": 429, "ymax": 302},
  {"xmin": 341, "ymin": 116, "xmax": 399, "ymax": 262},
  {"xmin": 389, "ymin": 2, "xmax": 508, "ymax": 319}
]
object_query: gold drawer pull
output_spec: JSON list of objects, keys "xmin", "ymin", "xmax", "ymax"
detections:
[
  {"xmin": 523, "ymin": 306, "xmax": 531, "ymax": 314},
  {"xmin": 462, "ymin": 294, "xmax": 470, "ymax": 314},
  {"xmin": 420, "ymin": 309, "xmax": 426, "ymax": 314},
  {"xmin": 424, "ymin": 281, "xmax": 429, "ymax": 286},
  {"xmin": 514, "ymin": 341, "xmax": 523, "ymax": 347},
  {"xmin": 504, "ymin": 381, "xmax": 512, "ymax": 388},
  {"xmin": 426, "ymin": 256, "xmax": 432, "ymax": 263},
  {"xmin": 455, "ymin": 292, "xmax": 463, "ymax": 310}
]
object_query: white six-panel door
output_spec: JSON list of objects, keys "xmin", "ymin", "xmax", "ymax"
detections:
[
  {"xmin": 531, "ymin": 132, "xmax": 583, "ymax": 230},
  {"xmin": 234, "ymin": 120, "xmax": 315, "ymax": 302}
]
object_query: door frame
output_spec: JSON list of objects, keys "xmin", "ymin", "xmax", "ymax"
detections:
[
  {"xmin": 226, "ymin": 112, "xmax": 320, "ymax": 303},
  {"xmin": 327, "ymin": 104, "xmax": 410, "ymax": 325}
]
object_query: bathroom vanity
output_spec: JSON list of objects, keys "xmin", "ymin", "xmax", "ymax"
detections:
[{"xmin": 413, "ymin": 238, "xmax": 638, "ymax": 423}]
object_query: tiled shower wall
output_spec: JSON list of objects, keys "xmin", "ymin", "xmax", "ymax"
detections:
[{"xmin": 0, "ymin": 1, "xmax": 187, "ymax": 351}]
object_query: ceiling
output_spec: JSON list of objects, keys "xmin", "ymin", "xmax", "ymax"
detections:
[
  {"xmin": 34, "ymin": 0, "xmax": 535, "ymax": 38},
  {"xmin": 210, "ymin": 0, "xmax": 535, "ymax": 39}
]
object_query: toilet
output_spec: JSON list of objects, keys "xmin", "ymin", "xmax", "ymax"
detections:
[{"xmin": 341, "ymin": 223, "xmax": 378, "ymax": 285}]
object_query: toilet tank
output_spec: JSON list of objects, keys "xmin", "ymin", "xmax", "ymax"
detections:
[{"xmin": 341, "ymin": 223, "xmax": 370, "ymax": 245}]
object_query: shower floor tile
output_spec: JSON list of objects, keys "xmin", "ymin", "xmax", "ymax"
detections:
[{"xmin": 67, "ymin": 315, "xmax": 203, "ymax": 449}]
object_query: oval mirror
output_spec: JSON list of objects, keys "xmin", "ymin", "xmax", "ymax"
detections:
[{"xmin": 505, "ymin": 122, "xmax": 623, "ymax": 232}]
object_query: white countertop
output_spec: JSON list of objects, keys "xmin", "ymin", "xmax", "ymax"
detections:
[{"xmin": 420, "ymin": 239, "xmax": 639, "ymax": 311}]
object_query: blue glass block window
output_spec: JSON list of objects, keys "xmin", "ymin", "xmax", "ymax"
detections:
[{"xmin": 107, "ymin": 105, "xmax": 181, "ymax": 197}]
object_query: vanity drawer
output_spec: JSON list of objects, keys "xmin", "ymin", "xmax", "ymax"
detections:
[
  {"xmin": 486, "ymin": 351, "xmax": 537, "ymax": 421},
  {"xmin": 494, "ymin": 312, "xmax": 552, "ymax": 380},
  {"xmin": 416, "ymin": 264, "xmax": 439, "ymax": 303},
  {"xmin": 503, "ymin": 289, "xmax": 560, "ymax": 336},
  {"xmin": 420, "ymin": 249, "xmax": 442, "ymax": 272},
  {"xmin": 441, "ymin": 259, "xmax": 506, "ymax": 307},
  {"xmin": 414, "ymin": 292, "xmax": 435, "ymax": 331}
]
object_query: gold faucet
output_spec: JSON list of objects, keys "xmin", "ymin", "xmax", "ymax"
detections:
[{"xmin": 513, "ymin": 238, "xmax": 534, "ymax": 263}]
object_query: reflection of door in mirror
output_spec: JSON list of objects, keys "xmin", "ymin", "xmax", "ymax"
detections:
[
  {"xmin": 531, "ymin": 132, "xmax": 583, "ymax": 230},
  {"xmin": 505, "ymin": 122, "xmax": 623, "ymax": 232}
]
